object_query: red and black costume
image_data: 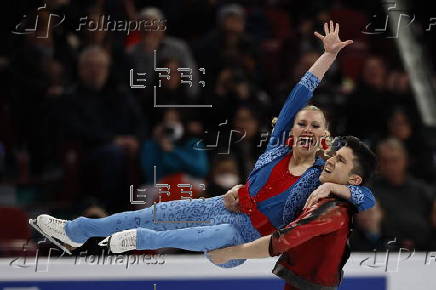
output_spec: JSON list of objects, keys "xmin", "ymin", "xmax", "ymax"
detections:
[{"xmin": 268, "ymin": 197, "xmax": 356, "ymax": 290}]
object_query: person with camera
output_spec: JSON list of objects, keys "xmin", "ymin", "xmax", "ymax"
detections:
[{"xmin": 140, "ymin": 108, "xmax": 209, "ymax": 184}]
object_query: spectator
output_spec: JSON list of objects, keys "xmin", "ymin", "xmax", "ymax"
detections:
[
  {"xmin": 206, "ymin": 155, "xmax": 241, "ymax": 198},
  {"xmin": 77, "ymin": 7, "xmax": 133, "ymax": 84},
  {"xmin": 350, "ymin": 202, "xmax": 388, "ymax": 251},
  {"xmin": 127, "ymin": 7, "xmax": 200, "ymax": 101},
  {"xmin": 194, "ymin": 4, "xmax": 258, "ymax": 85},
  {"xmin": 143, "ymin": 58, "xmax": 192, "ymax": 121},
  {"xmin": 275, "ymin": 51, "xmax": 320, "ymax": 113},
  {"xmin": 231, "ymin": 106, "xmax": 264, "ymax": 180},
  {"xmin": 140, "ymin": 108, "xmax": 209, "ymax": 184},
  {"xmin": 372, "ymin": 138, "xmax": 436, "ymax": 249},
  {"xmin": 10, "ymin": 8, "xmax": 75, "ymax": 176},
  {"xmin": 345, "ymin": 55, "xmax": 391, "ymax": 141},
  {"xmin": 205, "ymin": 66, "xmax": 270, "ymax": 129},
  {"xmin": 384, "ymin": 70, "xmax": 419, "ymax": 122},
  {"xmin": 384, "ymin": 107, "xmax": 436, "ymax": 183},
  {"xmin": 57, "ymin": 46, "xmax": 145, "ymax": 212},
  {"xmin": 156, "ymin": 58, "xmax": 187, "ymax": 104},
  {"xmin": 386, "ymin": 70, "xmax": 411, "ymax": 95}
]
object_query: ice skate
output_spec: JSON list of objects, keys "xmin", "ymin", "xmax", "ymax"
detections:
[
  {"xmin": 29, "ymin": 214, "xmax": 84, "ymax": 255},
  {"xmin": 99, "ymin": 229, "xmax": 137, "ymax": 253}
]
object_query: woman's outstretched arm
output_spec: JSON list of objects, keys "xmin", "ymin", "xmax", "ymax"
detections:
[{"xmin": 265, "ymin": 21, "xmax": 353, "ymax": 152}]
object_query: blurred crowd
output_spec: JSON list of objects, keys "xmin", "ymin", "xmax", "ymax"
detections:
[{"xmin": 1, "ymin": 0, "xmax": 436, "ymax": 255}]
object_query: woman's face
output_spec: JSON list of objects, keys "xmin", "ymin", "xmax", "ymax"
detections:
[
  {"xmin": 388, "ymin": 111, "xmax": 412, "ymax": 141},
  {"xmin": 291, "ymin": 110, "xmax": 326, "ymax": 155}
]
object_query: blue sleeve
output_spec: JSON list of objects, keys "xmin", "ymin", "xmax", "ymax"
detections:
[
  {"xmin": 346, "ymin": 185, "xmax": 376, "ymax": 211},
  {"xmin": 267, "ymin": 72, "xmax": 320, "ymax": 151}
]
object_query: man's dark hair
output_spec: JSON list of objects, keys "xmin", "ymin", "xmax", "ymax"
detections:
[{"xmin": 342, "ymin": 136, "xmax": 377, "ymax": 185}]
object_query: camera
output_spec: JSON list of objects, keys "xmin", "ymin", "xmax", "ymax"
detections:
[{"xmin": 162, "ymin": 123, "xmax": 183, "ymax": 141}]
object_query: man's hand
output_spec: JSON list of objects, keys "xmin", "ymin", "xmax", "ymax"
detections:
[
  {"xmin": 355, "ymin": 203, "xmax": 383, "ymax": 235},
  {"xmin": 304, "ymin": 183, "xmax": 333, "ymax": 208},
  {"xmin": 314, "ymin": 21, "xmax": 353, "ymax": 55},
  {"xmin": 158, "ymin": 137, "xmax": 174, "ymax": 152},
  {"xmin": 208, "ymin": 247, "xmax": 232, "ymax": 265},
  {"xmin": 152, "ymin": 125, "xmax": 174, "ymax": 152},
  {"xmin": 223, "ymin": 184, "xmax": 243, "ymax": 213},
  {"xmin": 114, "ymin": 136, "xmax": 139, "ymax": 154}
]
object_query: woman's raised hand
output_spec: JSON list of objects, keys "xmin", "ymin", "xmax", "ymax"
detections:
[{"xmin": 314, "ymin": 21, "xmax": 353, "ymax": 55}]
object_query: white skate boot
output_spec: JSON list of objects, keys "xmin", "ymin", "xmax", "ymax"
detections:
[
  {"xmin": 29, "ymin": 214, "xmax": 83, "ymax": 254},
  {"xmin": 99, "ymin": 229, "xmax": 137, "ymax": 253}
]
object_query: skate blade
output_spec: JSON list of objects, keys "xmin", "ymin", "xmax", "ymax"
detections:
[
  {"xmin": 28, "ymin": 219, "xmax": 73, "ymax": 255},
  {"xmin": 98, "ymin": 236, "xmax": 112, "ymax": 254}
]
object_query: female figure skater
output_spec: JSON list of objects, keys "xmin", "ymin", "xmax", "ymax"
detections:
[{"xmin": 33, "ymin": 21, "xmax": 372, "ymax": 268}]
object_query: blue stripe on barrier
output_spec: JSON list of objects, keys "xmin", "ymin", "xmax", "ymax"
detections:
[
  {"xmin": 0, "ymin": 277, "xmax": 386, "ymax": 290},
  {"xmin": 340, "ymin": 277, "xmax": 386, "ymax": 290}
]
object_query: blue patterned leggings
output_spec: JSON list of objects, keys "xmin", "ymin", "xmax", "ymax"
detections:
[{"xmin": 65, "ymin": 196, "xmax": 261, "ymax": 268}]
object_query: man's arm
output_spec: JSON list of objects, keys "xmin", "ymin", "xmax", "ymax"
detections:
[
  {"xmin": 208, "ymin": 236, "xmax": 272, "ymax": 264},
  {"xmin": 209, "ymin": 200, "xmax": 349, "ymax": 264}
]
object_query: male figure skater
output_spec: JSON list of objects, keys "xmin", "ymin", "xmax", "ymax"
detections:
[{"xmin": 208, "ymin": 136, "xmax": 377, "ymax": 289}]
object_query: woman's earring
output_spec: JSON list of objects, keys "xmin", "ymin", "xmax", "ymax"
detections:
[
  {"xmin": 321, "ymin": 136, "xmax": 330, "ymax": 151},
  {"xmin": 286, "ymin": 136, "xmax": 294, "ymax": 147}
]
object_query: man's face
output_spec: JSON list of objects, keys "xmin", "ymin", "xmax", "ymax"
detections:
[
  {"xmin": 78, "ymin": 51, "xmax": 110, "ymax": 90},
  {"xmin": 319, "ymin": 146, "xmax": 357, "ymax": 185},
  {"xmin": 222, "ymin": 15, "xmax": 245, "ymax": 34},
  {"xmin": 377, "ymin": 144, "xmax": 407, "ymax": 181}
]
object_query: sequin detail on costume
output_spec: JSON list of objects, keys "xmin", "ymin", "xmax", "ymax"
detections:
[{"xmin": 300, "ymin": 71, "xmax": 320, "ymax": 92}]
